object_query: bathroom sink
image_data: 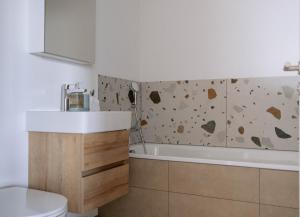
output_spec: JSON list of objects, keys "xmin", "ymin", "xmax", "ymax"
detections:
[{"xmin": 26, "ymin": 111, "xmax": 132, "ymax": 133}]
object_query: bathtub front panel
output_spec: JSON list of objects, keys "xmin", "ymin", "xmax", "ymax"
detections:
[{"xmin": 100, "ymin": 159, "xmax": 299, "ymax": 217}]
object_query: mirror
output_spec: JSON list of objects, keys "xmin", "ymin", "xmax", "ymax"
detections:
[{"xmin": 29, "ymin": 0, "xmax": 96, "ymax": 64}]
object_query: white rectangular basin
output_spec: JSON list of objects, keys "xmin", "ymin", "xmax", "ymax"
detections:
[{"xmin": 26, "ymin": 111, "xmax": 132, "ymax": 133}]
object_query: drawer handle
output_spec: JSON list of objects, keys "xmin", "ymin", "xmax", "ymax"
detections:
[{"xmin": 82, "ymin": 160, "xmax": 128, "ymax": 177}]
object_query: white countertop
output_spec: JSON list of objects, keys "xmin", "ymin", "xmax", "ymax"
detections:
[{"xmin": 26, "ymin": 110, "xmax": 132, "ymax": 133}]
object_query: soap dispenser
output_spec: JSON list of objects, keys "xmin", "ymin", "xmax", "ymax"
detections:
[{"xmin": 65, "ymin": 83, "xmax": 90, "ymax": 112}]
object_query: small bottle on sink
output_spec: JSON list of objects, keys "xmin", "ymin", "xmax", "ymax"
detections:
[{"xmin": 67, "ymin": 83, "xmax": 90, "ymax": 112}]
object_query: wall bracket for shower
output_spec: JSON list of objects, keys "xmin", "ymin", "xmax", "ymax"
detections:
[
  {"xmin": 128, "ymin": 82, "xmax": 139, "ymax": 106},
  {"xmin": 128, "ymin": 82, "xmax": 147, "ymax": 154},
  {"xmin": 283, "ymin": 62, "xmax": 300, "ymax": 74}
]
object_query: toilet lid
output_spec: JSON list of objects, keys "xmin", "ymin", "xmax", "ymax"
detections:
[{"xmin": 0, "ymin": 187, "xmax": 67, "ymax": 217}]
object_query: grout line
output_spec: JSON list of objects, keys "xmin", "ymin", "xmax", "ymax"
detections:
[
  {"xmin": 129, "ymin": 185, "xmax": 299, "ymax": 210},
  {"xmin": 225, "ymin": 79, "xmax": 228, "ymax": 148},
  {"xmin": 168, "ymin": 190, "xmax": 259, "ymax": 205},
  {"xmin": 129, "ymin": 185, "xmax": 169, "ymax": 193},
  {"xmin": 129, "ymin": 141, "xmax": 298, "ymax": 152},
  {"xmin": 259, "ymin": 169, "xmax": 261, "ymax": 217},
  {"xmin": 168, "ymin": 161, "xmax": 170, "ymax": 217},
  {"xmin": 139, "ymin": 82, "xmax": 145, "ymax": 143},
  {"xmin": 259, "ymin": 203, "xmax": 299, "ymax": 210},
  {"xmin": 130, "ymin": 185, "xmax": 258, "ymax": 205}
]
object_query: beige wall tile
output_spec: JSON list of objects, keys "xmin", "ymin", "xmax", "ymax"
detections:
[
  {"xmin": 260, "ymin": 205, "xmax": 299, "ymax": 217},
  {"xmin": 141, "ymin": 79, "xmax": 227, "ymax": 146},
  {"xmin": 260, "ymin": 169, "xmax": 299, "ymax": 208},
  {"xmin": 169, "ymin": 192, "xmax": 259, "ymax": 217},
  {"xmin": 169, "ymin": 162, "xmax": 259, "ymax": 202},
  {"xmin": 100, "ymin": 187, "xmax": 168, "ymax": 217},
  {"xmin": 227, "ymin": 77, "xmax": 299, "ymax": 151},
  {"xmin": 99, "ymin": 75, "xmax": 299, "ymax": 151},
  {"xmin": 98, "ymin": 75, "xmax": 142, "ymax": 144},
  {"xmin": 129, "ymin": 158, "xmax": 169, "ymax": 191}
]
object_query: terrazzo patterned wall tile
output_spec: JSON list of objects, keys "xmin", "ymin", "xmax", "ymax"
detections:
[
  {"xmin": 98, "ymin": 75, "xmax": 142, "ymax": 144},
  {"xmin": 140, "ymin": 79, "xmax": 227, "ymax": 146},
  {"xmin": 98, "ymin": 75, "xmax": 299, "ymax": 151},
  {"xmin": 227, "ymin": 77, "xmax": 300, "ymax": 151}
]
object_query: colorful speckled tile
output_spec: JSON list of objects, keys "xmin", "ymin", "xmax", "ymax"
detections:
[
  {"xmin": 227, "ymin": 77, "xmax": 300, "ymax": 151},
  {"xmin": 98, "ymin": 74, "xmax": 300, "ymax": 151},
  {"xmin": 98, "ymin": 75, "xmax": 142, "ymax": 144},
  {"xmin": 140, "ymin": 79, "xmax": 227, "ymax": 146}
]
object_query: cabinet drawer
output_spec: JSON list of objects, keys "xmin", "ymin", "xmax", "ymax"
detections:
[
  {"xmin": 82, "ymin": 164, "xmax": 129, "ymax": 212},
  {"xmin": 83, "ymin": 130, "xmax": 129, "ymax": 171}
]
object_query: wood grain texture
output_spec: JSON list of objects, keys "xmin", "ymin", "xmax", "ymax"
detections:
[
  {"xmin": 47, "ymin": 133, "xmax": 83, "ymax": 212},
  {"xmin": 83, "ymin": 164, "xmax": 129, "ymax": 212},
  {"xmin": 29, "ymin": 130, "xmax": 129, "ymax": 213},
  {"xmin": 29, "ymin": 132, "xmax": 83, "ymax": 212},
  {"xmin": 29, "ymin": 132, "xmax": 48, "ymax": 190},
  {"xmin": 83, "ymin": 131, "xmax": 129, "ymax": 171}
]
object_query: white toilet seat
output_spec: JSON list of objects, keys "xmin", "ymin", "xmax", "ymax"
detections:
[{"xmin": 0, "ymin": 187, "xmax": 67, "ymax": 217}]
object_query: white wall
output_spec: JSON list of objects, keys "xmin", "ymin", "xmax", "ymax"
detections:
[
  {"xmin": 0, "ymin": 0, "xmax": 94, "ymax": 187},
  {"xmin": 139, "ymin": 0, "xmax": 299, "ymax": 81},
  {"xmin": 0, "ymin": 0, "xmax": 140, "ymax": 188},
  {"xmin": 0, "ymin": 0, "xmax": 299, "ymax": 188},
  {"xmin": 94, "ymin": 0, "xmax": 140, "ymax": 81}
]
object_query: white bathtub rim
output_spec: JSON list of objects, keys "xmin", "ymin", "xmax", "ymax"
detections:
[
  {"xmin": 129, "ymin": 153, "xmax": 298, "ymax": 171},
  {"xmin": 129, "ymin": 144, "xmax": 299, "ymax": 171}
]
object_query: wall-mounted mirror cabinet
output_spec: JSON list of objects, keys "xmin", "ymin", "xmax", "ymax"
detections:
[{"xmin": 29, "ymin": 0, "xmax": 96, "ymax": 65}]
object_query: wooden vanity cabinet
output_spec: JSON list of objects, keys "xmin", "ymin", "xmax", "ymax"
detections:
[{"xmin": 28, "ymin": 130, "xmax": 129, "ymax": 213}]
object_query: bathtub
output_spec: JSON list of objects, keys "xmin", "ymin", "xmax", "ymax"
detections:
[{"xmin": 129, "ymin": 143, "xmax": 299, "ymax": 171}]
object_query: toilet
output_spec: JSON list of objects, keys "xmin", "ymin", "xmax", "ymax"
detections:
[{"xmin": 0, "ymin": 187, "xmax": 67, "ymax": 217}]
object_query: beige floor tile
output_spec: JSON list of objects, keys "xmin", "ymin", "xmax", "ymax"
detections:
[
  {"xmin": 129, "ymin": 158, "xmax": 169, "ymax": 191},
  {"xmin": 169, "ymin": 162, "xmax": 259, "ymax": 202},
  {"xmin": 169, "ymin": 192, "xmax": 259, "ymax": 217},
  {"xmin": 260, "ymin": 169, "xmax": 299, "ymax": 208},
  {"xmin": 100, "ymin": 187, "xmax": 168, "ymax": 217},
  {"xmin": 260, "ymin": 205, "xmax": 299, "ymax": 217}
]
